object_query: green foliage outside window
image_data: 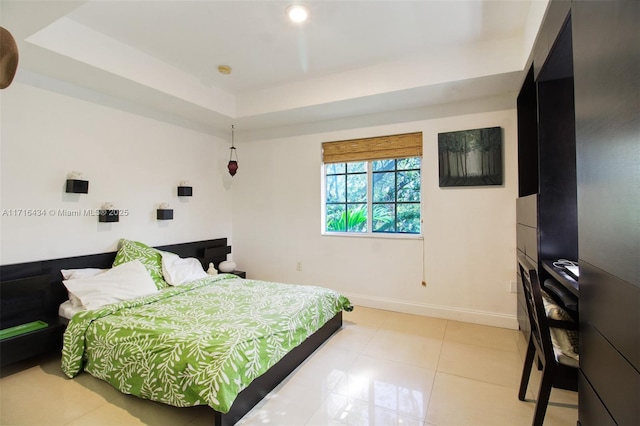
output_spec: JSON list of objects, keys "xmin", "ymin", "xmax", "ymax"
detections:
[{"xmin": 325, "ymin": 158, "xmax": 421, "ymax": 234}]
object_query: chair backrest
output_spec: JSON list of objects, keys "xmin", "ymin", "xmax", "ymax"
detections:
[{"xmin": 518, "ymin": 255, "xmax": 556, "ymax": 367}]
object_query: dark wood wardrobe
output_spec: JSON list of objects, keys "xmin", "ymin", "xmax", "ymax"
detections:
[{"xmin": 516, "ymin": 1, "xmax": 639, "ymax": 424}]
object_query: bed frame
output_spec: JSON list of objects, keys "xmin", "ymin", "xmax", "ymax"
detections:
[{"xmin": 0, "ymin": 238, "xmax": 343, "ymax": 425}]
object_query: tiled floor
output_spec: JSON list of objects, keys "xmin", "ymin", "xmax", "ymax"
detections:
[{"xmin": 0, "ymin": 306, "xmax": 578, "ymax": 425}]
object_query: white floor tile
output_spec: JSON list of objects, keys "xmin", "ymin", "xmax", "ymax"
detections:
[{"xmin": 0, "ymin": 306, "xmax": 578, "ymax": 426}]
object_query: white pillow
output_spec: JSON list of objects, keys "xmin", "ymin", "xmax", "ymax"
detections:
[
  {"xmin": 160, "ymin": 251, "xmax": 208, "ymax": 286},
  {"xmin": 61, "ymin": 268, "xmax": 108, "ymax": 280},
  {"xmin": 62, "ymin": 260, "xmax": 158, "ymax": 310},
  {"xmin": 60, "ymin": 268, "xmax": 108, "ymax": 306}
]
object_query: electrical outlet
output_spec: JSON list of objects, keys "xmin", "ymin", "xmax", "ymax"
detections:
[
  {"xmin": 509, "ymin": 281, "xmax": 518, "ymax": 293},
  {"xmin": 296, "ymin": 261, "xmax": 302, "ymax": 271}
]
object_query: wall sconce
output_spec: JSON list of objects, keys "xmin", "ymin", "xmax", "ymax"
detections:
[
  {"xmin": 65, "ymin": 171, "xmax": 89, "ymax": 194},
  {"xmin": 157, "ymin": 202, "xmax": 173, "ymax": 220},
  {"xmin": 98, "ymin": 202, "xmax": 119, "ymax": 223},
  {"xmin": 228, "ymin": 124, "xmax": 238, "ymax": 177},
  {"xmin": 177, "ymin": 180, "xmax": 192, "ymax": 196}
]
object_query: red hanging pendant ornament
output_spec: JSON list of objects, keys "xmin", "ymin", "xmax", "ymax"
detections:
[
  {"xmin": 227, "ymin": 125, "xmax": 238, "ymax": 177},
  {"xmin": 227, "ymin": 159, "xmax": 238, "ymax": 176}
]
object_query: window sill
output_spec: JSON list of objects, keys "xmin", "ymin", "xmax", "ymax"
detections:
[{"xmin": 321, "ymin": 232, "xmax": 423, "ymax": 241}]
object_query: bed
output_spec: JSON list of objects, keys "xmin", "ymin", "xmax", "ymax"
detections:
[{"xmin": 0, "ymin": 238, "xmax": 352, "ymax": 425}]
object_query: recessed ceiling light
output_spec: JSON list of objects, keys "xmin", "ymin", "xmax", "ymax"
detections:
[
  {"xmin": 218, "ymin": 65, "xmax": 232, "ymax": 75},
  {"xmin": 286, "ymin": 4, "xmax": 309, "ymax": 23}
]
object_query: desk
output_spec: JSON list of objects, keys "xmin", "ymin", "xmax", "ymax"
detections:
[{"xmin": 542, "ymin": 260, "xmax": 579, "ymax": 297}]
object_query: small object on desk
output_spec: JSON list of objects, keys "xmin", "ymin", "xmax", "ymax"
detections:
[
  {"xmin": 542, "ymin": 260, "xmax": 579, "ymax": 297},
  {"xmin": 565, "ymin": 265, "xmax": 579, "ymax": 279},
  {"xmin": 552, "ymin": 259, "xmax": 580, "ymax": 280}
]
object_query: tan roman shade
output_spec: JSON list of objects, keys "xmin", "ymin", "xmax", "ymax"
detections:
[{"xmin": 322, "ymin": 132, "xmax": 423, "ymax": 163}]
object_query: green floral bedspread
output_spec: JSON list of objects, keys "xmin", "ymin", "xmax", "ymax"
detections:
[{"xmin": 61, "ymin": 274, "xmax": 352, "ymax": 413}]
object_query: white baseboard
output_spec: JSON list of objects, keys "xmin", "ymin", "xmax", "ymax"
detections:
[{"xmin": 343, "ymin": 292, "xmax": 519, "ymax": 330}]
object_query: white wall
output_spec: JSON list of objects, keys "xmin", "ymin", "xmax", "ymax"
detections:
[
  {"xmin": 0, "ymin": 79, "xmax": 519, "ymax": 329},
  {"xmin": 0, "ymin": 82, "xmax": 233, "ymax": 264},
  {"xmin": 232, "ymin": 109, "xmax": 519, "ymax": 328}
]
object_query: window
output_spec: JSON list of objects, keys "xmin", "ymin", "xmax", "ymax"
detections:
[
  {"xmin": 372, "ymin": 157, "xmax": 421, "ymax": 233},
  {"xmin": 325, "ymin": 161, "xmax": 368, "ymax": 232},
  {"xmin": 322, "ymin": 132, "xmax": 422, "ymax": 236}
]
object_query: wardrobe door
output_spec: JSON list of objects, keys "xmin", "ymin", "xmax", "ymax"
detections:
[{"xmin": 572, "ymin": 1, "xmax": 640, "ymax": 424}]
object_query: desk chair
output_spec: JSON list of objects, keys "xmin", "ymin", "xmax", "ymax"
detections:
[{"xmin": 517, "ymin": 255, "xmax": 578, "ymax": 426}]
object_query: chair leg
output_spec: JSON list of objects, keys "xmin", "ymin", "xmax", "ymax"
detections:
[
  {"xmin": 532, "ymin": 365, "xmax": 554, "ymax": 426},
  {"xmin": 519, "ymin": 337, "xmax": 536, "ymax": 401}
]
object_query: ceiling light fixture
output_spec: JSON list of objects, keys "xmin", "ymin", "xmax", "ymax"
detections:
[
  {"xmin": 286, "ymin": 4, "xmax": 309, "ymax": 23},
  {"xmin": 218, "ymin": 65, "xmax": 232, "ymax": 75}
]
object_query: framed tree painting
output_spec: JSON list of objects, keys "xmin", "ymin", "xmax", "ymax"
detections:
[{"xmin": 438, "ymin": 126, "xmax": 503, "ymax": 187}]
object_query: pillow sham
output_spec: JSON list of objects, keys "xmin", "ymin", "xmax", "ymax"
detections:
[
  {"xmin": 112, "ymin": 239, "xmax": 167, "ymax": 290},
  {"xmin": 160, "ymin": 251, "xmax": 208, "ymax": 286},
  {"xmin": 62, "ymin": 260, "xmax": 158, "ymax": 310},
  {"xmin": 61, "ymin": 268, "xmax": 108, "ymax": 280},
  {"xmin": 61, "ymin": 268, "xmax": 109, "ymax": 306}
]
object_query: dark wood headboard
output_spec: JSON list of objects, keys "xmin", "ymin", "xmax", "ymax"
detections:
[
  {"xmin": 0, "ymin": 238, "xmax": 232, "ymax": 368},
  {"xmin": 0, "ymin": 238, "xmax": 232, "ymax": 313}
]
